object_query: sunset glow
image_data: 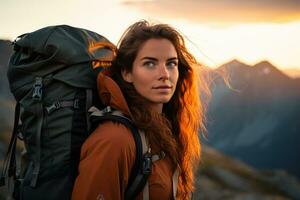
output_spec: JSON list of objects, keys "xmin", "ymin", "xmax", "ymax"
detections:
[{"xmin": 1, "ymin": 0, "xmax": 299, "ymax": 70}]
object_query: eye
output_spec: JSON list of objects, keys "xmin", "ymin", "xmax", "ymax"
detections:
[
  {"xmin": 143, "ymin": 61, "xmax": 156, "ymax": 68},
  {"xmin": 167, "ymin": 61, "xmax": 178, "ymax": 68}
]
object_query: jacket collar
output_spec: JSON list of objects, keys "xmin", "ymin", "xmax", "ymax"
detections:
[{"xmin": 97, "ymin": 70, "xmax": 132, "ymax": 117}]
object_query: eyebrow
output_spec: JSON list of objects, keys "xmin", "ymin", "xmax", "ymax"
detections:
[{"xmin": 141, "ymin": 57, "xmax": 178, "ymax": 61}]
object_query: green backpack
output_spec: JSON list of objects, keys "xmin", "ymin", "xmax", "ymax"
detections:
[{"xmin": 0, "ymin": 25, "xmax": 152, "ymax": 200}]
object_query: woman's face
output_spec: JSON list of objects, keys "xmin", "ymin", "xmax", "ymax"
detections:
[{"xmin": 122, "ymin": 38, "xmax": 179, "ymax": 112}]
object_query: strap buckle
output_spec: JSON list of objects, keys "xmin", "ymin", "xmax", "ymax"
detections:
[
  {"xmin": 73, "ymin": 99, "xmax": 80, "ymax": 109},
  {"xmin": 142, "ymin": 148, "xmax": 152, "ymax": 175},
  {"xmin": 102, "ymin": 106, "xmax": 112, "ymax": 114},
  {"xmin": 45, "ymin": 101, "xmax": 60, "ymax": 114},
  {"xmin": 32, "ymin": 77, "xmax": 43, "ymax": 101}
]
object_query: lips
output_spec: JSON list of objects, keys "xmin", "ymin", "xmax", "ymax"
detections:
[{"xmin": 153, "ymin": 85, "xmax": 172, "ymax": 89}]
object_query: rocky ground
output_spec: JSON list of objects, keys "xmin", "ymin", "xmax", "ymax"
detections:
[{"xmin": 194, "ymin": 145, "xmax": 300, "ymax": 200}]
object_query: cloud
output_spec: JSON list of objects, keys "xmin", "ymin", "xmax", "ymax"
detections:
[{"xmin": 122, "ymin": 0, "xmax": 300, "ymax": 24}]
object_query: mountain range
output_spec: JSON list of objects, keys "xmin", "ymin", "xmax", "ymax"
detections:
[{"xmin": 205, "ymin": 59, "xmax": 300, "ymax": 180}]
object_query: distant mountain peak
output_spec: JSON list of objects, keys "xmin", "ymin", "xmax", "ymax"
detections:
[
  {"xmin": 223, "ymin": 59, "xmax": 249, "ymax": 68},
  {"xmin": 217, "ymin": 59, "xmax": 251, "ymax": 74},
  {"xmin": 253, "ymin": 60, "xmax": 275, "ymax": 69},
  {"xmin": 253, "ymin": 60, "xmax": 289, "ymax": 79}
]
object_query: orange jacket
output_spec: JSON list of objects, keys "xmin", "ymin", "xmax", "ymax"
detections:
[{"xmin": 72, "ymin": 71, "xmax": 175, "ymax": 200}]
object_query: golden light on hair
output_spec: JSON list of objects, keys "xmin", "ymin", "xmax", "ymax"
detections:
[
  {"xmin": 88, "ymin": 40, "xmax": 117, "ymax": 69},
  {"xmin": 92, "ymin": 60, "xmax": 113, "ymax": 69}
]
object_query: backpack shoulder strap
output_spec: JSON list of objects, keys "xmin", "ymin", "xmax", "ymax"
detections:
[
  {"xmin": 89, "ymin": 106, "xmax": 149, "ymax": 199},
  {"xmin": 89, "ymin": 106, "xmax": 169, "ymax": 200}
]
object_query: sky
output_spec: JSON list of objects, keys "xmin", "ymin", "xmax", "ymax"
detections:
[{"xmin": 1, "ymin": 0, "xmax": 300, "ymax": 70}]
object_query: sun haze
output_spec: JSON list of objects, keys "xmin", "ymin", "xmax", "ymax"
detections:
[{"xmin": 0, "ymin": 0, "xmax": 299, "ymax": 70}]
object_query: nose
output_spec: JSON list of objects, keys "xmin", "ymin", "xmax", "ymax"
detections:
[{"xmin": 158, "ymin": 64, "xmax": 170, "ymax": 81}]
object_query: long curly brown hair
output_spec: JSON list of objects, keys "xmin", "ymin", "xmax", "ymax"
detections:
[{"xmin": 110, "ymin": 20, "xmax": 210, "ymax": 199}]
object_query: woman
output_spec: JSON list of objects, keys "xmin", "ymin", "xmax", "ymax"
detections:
[{"xmin": 72, "ymin": 20, "xmax": 210, "ymax": 200}]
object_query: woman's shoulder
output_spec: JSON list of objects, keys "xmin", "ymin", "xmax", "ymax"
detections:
[{"xmin": 81, "ymin": 121, "xmax": 136, "ymax": 156}]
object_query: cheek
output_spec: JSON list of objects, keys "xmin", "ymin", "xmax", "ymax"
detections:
[
  {"xmin": 172, "ymin": 72, "xmax": 179, "ymax": 94},
  {"xmin": 130, "ymin": 72, "xmax": 149, "ymax": 92},
  {"xmin": 134, "ymin": 76, "xmax": 152, "ymax": 90},
  {"xmin": 172, "ymin": 70, "xmax": 179, "ymax": 84},
  {"xmin": 132, "ymin": 68, "xmax": 153, "ymax": 87}
]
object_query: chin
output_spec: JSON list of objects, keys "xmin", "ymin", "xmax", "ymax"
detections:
[{"xmin": 155, "ymin": 98, "xmax": 172, "ymax": 103}]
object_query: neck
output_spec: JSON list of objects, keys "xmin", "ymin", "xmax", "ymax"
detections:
[{"xmin": 149, "ymin": 103, "xmax": 163, "ymax": 114}]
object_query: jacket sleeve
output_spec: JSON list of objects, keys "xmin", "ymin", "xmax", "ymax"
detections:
[{"xmin": 72, "ymin": 121, "xmax": 136, "ymax": 200}]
